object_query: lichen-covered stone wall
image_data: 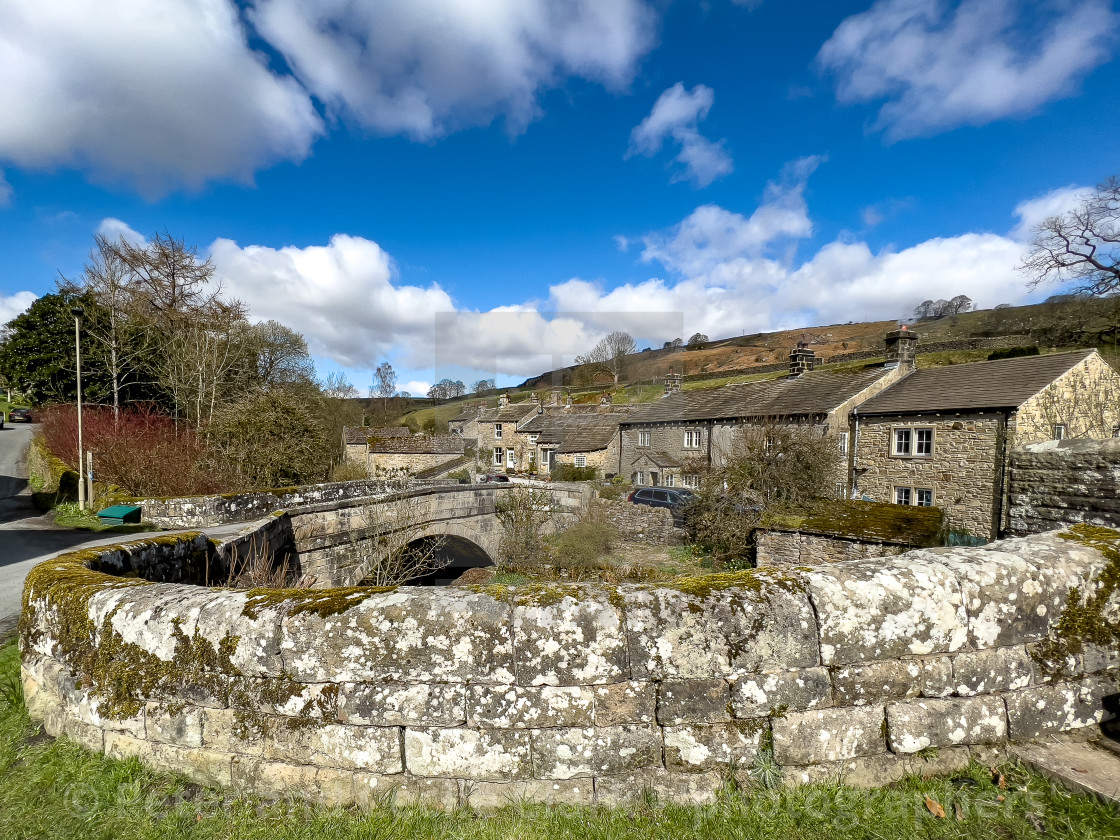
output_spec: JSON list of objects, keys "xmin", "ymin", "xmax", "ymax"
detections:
[
  {"xmin": 19, "ymin": 527, "xmax": 1119, "ymax": 809},
  {"xmin": 1008, "ymin": 438, "xmax": 1120, "ymax": 536},
  {"xmin": 592, "ymin": 498, "xmax": 684, "ymax": 545}
]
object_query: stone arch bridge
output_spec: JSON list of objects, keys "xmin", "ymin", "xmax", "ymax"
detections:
[{"xmin": 271, "ymin": 483, "xmax": 592, "ymax": 587}]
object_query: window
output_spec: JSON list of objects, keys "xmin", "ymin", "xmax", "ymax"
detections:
[
  {"xmin": 495, "ymin": 423, "xmax": 503, "ymax": 439},
  {"xmin": 634, "ymin": 471, "xmax": 645, "ymax": 485},
  {"xmin": 682, "ymin": 473, "xmax": 700, "ymax": 489},
  {"xmin": 638, "ymin": 431, "xmax": 651, "ymax": 447},
  {"xmin": 839, "ymin": 434, "xmax": 848, "ymax": 456},
  {"xmin": 684, "ymin": 429, "xmax": 702, "ymax": 449},
  {"xmin": 664, "ymin": 473, "xmax": 675, "ymax": 487},
  {"xmin": 493, "ymin": 447, "xmax": 503, "ymax": 466},
  {"xmin": 529, "ymin": 434, "xmax": 538, "ymax": 445},
  {"xmin": 1053, "ymin": 424, "xmax": 1066, "ymax": 440},
  {"xmin": 574, "ymin": 454, "xmax": 587, "ymax": 467},
  {"xmin": 895, "ymin": 486, "xmax": 912, "ymax": 505},
  {"xmin": 916, "ymin": 488, "xmax": 933, "ymax": 507},
  {"xmin": 915, "ymin": 428, "xmax": 933, "ymax": 456},
  {"xmin": 892, "ymin": 428, "xmax": 911, "ymax": 456},
  {"xmin": 835, "ymin": 482, "xmax": 846, "ymax": 499},
  {"xmin": 892, "ymin": 427, "xmax": 934, "ymax": 457}
]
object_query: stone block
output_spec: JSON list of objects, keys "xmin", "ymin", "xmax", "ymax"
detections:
[
  {"xmin": 1005, "ymin": 674, "xmax": 1118, "ymax": 739},
  {"xmin": 466, "ymin": 779, "xmax": 594, "ymax": 808},
  {"xmin": 352, "ymin": 774, "xmax": 459, "ymax": 810},
  {"xmin": 199, "ymin": 707, "xmax": 264, "ymax": 755},
  {"xmin": 919, "ymin": 656, "xmax": 955, "ymax": 698},
  {"xmin": 952, "ymin": 646, "xmax": 1033, "ymax": 696},
  {"xmin": 934, "ymin": 535, "xmax": 1103, "ymax": 649},
  {"xmin": 338, "ymin": 683, "xmax": 466, "ymax": 726},
  {"xmin": 404, "ymin": 727, "xmax": 531, "ymax": 781},
  {"xmin": 782, "ymin": 747, "xmax": 970, "ymax": 788},
  {"xmin": 830, "ymin": 661, "xmax": 920, "ymax": 707},
  {"xmin": 228, "ymin": 677, "xmax": 338, "ymax": 722},
  {"xmin": 468, "ymin": 685, "xmax": 594, "ymax": 728},
  {"xmin": 731, "ymin": 667, "xmax": 832, "ymax": 717},
  {"xmin": 280, "ymin": 589, "xmax": 515, "ymax": 684},
  {"xmin": 145, "ymin": 702, "xmax": 203, "ymax": 748},
  {"xmin": 183, "ymin": 589, "xmax": 286, "ymax": 677},
  {"xmin": 230, "ymin": 756, "xmax": 320, "ymax": 801},
  {"xmin": 886, "ymin": 697, "xmax": 1007, "ymax": 753},
  {"xmin": 805, "ymin": 554, "xmax": 967, "ymax": 666},
  {"xmin": 262, "ymin": 722, "xmax": 402, "ymax": 772},
  {"xmin": 624, "ymin": 576, "xmax": 819, "ymax": 681},
  {"xmin": 657, "ymin": 680, "xmax": 730, "ymax": 725},
  {"xmin": 594, "ymin": 769, "xmax": 722, "ymax": 806},
  {"xmin": 512, "ymin": 587, "xmax": 628, "ymax": 686},
  {"xmin": 529, "ymin": 725, "xmax": 661, "ymax": 779},
  {"xmin": 771, "ymin": 706, "xmax": 885, "ymax": 765},
  {"xmin": 68, "ymin": 689, "xmax": 146, "ymax": 739},
  {"xmin": 57, "ymin": 709, "xmax": 107, "ymax": 753},
  {"xmin": 593, "ymin": 682, "xmax": 656, "ymax": 725},
  {"xmin": 1081, "ymin": 642, "xmax": 1120, "ymax": 674},
  {"xmin": 314, "ymin": 767, "xmax": 356, "ymax": 808},
  {"xmin": 664, "ymin": 723, "xmax": 763, "ymax": 773},
  {"xmin": 107, "ymin": 731, "xmax": 233, "ymax": 787}
]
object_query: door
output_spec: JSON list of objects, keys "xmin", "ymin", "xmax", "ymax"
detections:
[{"xmin": 506, "ymin": 448, "xmax": 515, "ymax": 469}]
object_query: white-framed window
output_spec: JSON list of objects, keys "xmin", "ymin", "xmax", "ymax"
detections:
[
  {"xmin": 895, "ymin": 486, "xmax": 912, "ymax": 505},
  {"xmin": 916, "ymin": 488, "xmax": 934, "ymax": 507},
  {"xmin": 1053, "ymin": 423, "xmax": 1066, "ymax": 440},
  {"xmin": 682, "ymin": 473, "xmax": 700, "ymax": 489},
  {"xmin": 839, "ymin": 433, "xmax": 848, "ymax": 456},
  {"xmin": 664, "ymin": 473, "xmax": 675, "ymax": 487},
  {"xmin": 892, "ymin": 426, "xmax": 934, "ymax": 457},
  {"xmin": 634, "ymin": 471, "xmax": 645, "ymax": 485},
  {"xmin": 506, "ymin": 448, "xmax": 515, "ymax": 468},
  {"xmin": 574, "ymin": 454, "xmax": 587, "ymax": 467},
  {"xmin": 495, "ymin": 423, "xmax": 503, "ymax": 439},
  {"xmin": 835, "ymin": 482, "xmax": 846, "ymax": 499},
  {"xmin": 683, "ymin": 429, "xmax": 702, "ymax": 449},
  {"xmin": 529, "ymin": 434, "xmax": 538, "ymax": 445},
  {"xmin": 493, "ymin": 447, "xmax": 503, "ymax": 466},
  {"xmin": 638, "ymin": 431, "xmax": 651, "ymax": 447}
]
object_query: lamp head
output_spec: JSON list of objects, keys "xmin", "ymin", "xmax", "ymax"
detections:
[{"xmin": 70, "ymin": 305, "xmax": 84, "ymax": 319}]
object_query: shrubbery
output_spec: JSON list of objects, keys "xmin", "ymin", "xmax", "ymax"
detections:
[{"xmin": 551, "ymin": 463, "xmax": 598, "ymax": 481}]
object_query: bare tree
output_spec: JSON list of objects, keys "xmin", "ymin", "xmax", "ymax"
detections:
[
  {"xmin": 494, "ymin": 485, "xmax": 557, "ymax": 569},
  {"xmin": 577, "ymin": 330, "xmax": 636, "ymax": 386},
  {"xmin": 472, "ymin": 378, "xmax": 496, "ymax": 395},
  {"xmin": 1021, "ymin": 177, "xmax": 1120, "ymax": 296},
  {"xmin": 252, "ymin": 320, "xmax": 315, "ymax": 388},
  {"xmin": 345, "ymin": 488, "xmax": 450, "ymax": 586}
]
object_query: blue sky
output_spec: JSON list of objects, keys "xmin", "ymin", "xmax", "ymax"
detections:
[{"xmin": 1, "ymin": 0, "xmax": 1118, "ymax": 395}]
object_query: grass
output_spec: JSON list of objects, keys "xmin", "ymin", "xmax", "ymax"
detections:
[
  {"xmin": 2, "ymin": 642, "xmax": 1119, "ymax": 838},
  {"xmin": 50, "ymin": 502, "xmax": 155, "ymax": 535}
]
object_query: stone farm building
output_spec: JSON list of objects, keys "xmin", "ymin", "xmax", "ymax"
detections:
[
  {"xmin": 342, "ymin": 425, "xmax": 410, "ymax": 466},
  {"xmin": 852, "ymin": 347, "xmax": 1120, "ymax": 541},
  {"xmin": 616, "ymin": 331, "xmax": 918, "ymax": 489}
]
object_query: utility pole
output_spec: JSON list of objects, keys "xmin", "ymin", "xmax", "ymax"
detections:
[{"xmin": 71, "ymin": 305, "xmax": 86, "ymax": 510}]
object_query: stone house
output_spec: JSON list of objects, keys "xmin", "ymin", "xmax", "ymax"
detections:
[
  {"xmin": 367, "ymin": 434, "xmax": 466, "ymax": 477},
  {"xmin": 518, "ymin": 408, "xmax": 632, "ymax": 477},
  {"xmin": 342, "ymin": 425, "xmax": 410, "ymax": 465},
  {"xmin": 473, "ymin": 393, "xmax": 542, "ymax": 473},
  {"xmin": 852, "ymin": 348, "xmax": 1120, "ymax": 540},
  {"xmin": 617, "ymin": 333, "xmax": 915, "ymax": 489}
]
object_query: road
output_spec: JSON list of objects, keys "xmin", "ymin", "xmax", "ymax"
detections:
[{"xmin": 0, "ymin": 424, "xmax": 119, "ymax": 638}]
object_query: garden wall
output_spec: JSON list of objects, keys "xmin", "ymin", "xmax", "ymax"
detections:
[
  {"xmin": 592, "ymin": 498, "xmax": 684, "ymax": 545},
  {"xmin": 1007, "ymin": 438, "xmax": 1120, "ymax": 536},
  {"xmin": 755, "ymin": 530, "xmax": 909, "ymax": 566},
  {"xmin": 19, "ymin": 526, "xmax": 1120, "ymax": 809}
]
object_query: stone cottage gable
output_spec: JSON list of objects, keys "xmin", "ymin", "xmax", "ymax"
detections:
[{"xmin": 1010, "ymin": 351, "xmax": 1120, "ymax": 444}]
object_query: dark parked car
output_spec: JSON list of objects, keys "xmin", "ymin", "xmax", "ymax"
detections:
[
  {"xmin": 479, "ymin": 473, "xmax": 511, "ymax": 483},
  {"xmin": 8, "ymin": 408, "xmax": 32, "ymax": 423},
  {"xmin": 627, "ymin": 486, "xmax": 695, "ymax": 523}
]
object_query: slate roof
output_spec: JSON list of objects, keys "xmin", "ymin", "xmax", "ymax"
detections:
[
  {"xmin": 625, "ymin": 367, "xmax": 890, "ymax": 425},
  {"xmin": 343, "ymin": 426, "xmax": 411, "ymax": 445},
  {"xmin": 857, "ymin": 350, "xmax": 1095, "ymax": 415},
  {"xmin": 519, "ymin": 410, "xmax": 628, "ymax": 453},
  {"xmin": 477, "ymin": 403, "xmax": 540, "ymax": 424},
  {"xmin": 632, "ymin": 450, "xmax": 681, "ymax": 469},
  {"xmin": 369, "ymin": 435, "xmax": 465, "ymax": 454}
]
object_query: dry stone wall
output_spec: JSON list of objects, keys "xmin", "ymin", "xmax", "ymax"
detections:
[
  {"xmin": 1008, "ymin": 439, "xmax": 1120, "ymax": 536},
  {"xmin": 19, "ymin": 524, "xmax": 1120, "ymax": 809},
  {"xmin": 755, "ymin": 530, "xmax": 908, "ymax": 566},
  {"xmin": 592, "ymin": 498, "xmax": 684, "ymax": 545}
]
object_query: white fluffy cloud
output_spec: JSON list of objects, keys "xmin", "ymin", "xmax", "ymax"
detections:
[
  {"xmin": 818, "ymin": 0, "xmax": 1119, "ymax": 139},
  {"xmin": 0, "ymin": 291, "xmax": 37, "ymax": 326},
  {"xmin": 628, "ymin": 83, "xmax": 733, "ymax": 186},
  {"xmin": 0, "ymin": 0, "xmax": 322, "ymax": 194},
  {"xmin": 248, "ymin": 0, "xmax": 658, "ymax": 138},
  {"xmin": 96, "ymin": 218, "xmax": 146, "ymax": 246}
]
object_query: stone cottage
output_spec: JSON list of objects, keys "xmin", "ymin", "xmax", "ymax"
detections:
[
  {"xmin": 518, "ymin": 406, "xmax": 632, "ymax": 477},
  {"xmin": 852, "ymin": 348, "xmax": 1120, "ymax": 540},
  {"xmin": 617, "ymin": 332, "xmax": 916, "ymax": 489},
  {"xmin": 367, "ymin": 434, "xmax": 466, "ymax": 478},
  {"xmin": 342, "ymin": 425, "xmax": 410, "ymax": 466},
  {"xmin": 473, "ymin": 393, "xmax": 543, "ymax": 473}
]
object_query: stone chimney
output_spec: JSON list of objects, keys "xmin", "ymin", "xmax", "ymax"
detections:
[
  {"xmin": 884, "ymin": 327, "xmax": 918, "ymax": 371},
  {"xmin": 600, "ymin": 393, "xmax": 613, "ymax": 406},
  {"xmin": 565, "ymin": 395, "xmax": 573, "ymax": 408},
  {"xmin": 549, "ymin": 389, "xmax": 562, "ymax": 406},
  {"xmin": 664, "ymin": 367, "xmax": 683, "ymax": 397},
  {"xmin": 789, "ymin": 343, "xmax": 815, "ymax": 376},
  {"xmin": 498, "ymin": 392, "xmax": 510, "ymax": 408}
]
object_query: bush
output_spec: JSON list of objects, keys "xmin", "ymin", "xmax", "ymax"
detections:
[
  {"xmin": 552, "ymin": 464, "xmax": 598, "ymax": 481},
  {"xmin": 987, "ymin": 346, "xmax": 1040, "ymax": 361},
  {"xmin": 447, "ymin": 468, "xmax": 471, "ymax": 484},
  {"xmin": 328, "ymin": 459, "xmax": 370, "ymax": 482},
  {"xmin": 551, "ymin": 519, "xmax": 617, "ymax": 568},
  {"xmin": 597, "ymin": 484, "xmax": 628, "ymax": 501}
]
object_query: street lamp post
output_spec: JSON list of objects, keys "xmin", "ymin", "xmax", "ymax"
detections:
[{"xmin": 71, "ymin": 305, "xmax": 85, "ymax": 511}]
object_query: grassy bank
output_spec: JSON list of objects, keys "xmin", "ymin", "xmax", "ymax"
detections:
[{"xmin": 1, "ymin": 643, "xmax": 1117, "ymax": 839}]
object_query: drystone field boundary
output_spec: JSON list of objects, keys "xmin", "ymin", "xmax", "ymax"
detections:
[{"xmin": 17, "ymin": 524, "xmax": 1120, "ymax": 809}]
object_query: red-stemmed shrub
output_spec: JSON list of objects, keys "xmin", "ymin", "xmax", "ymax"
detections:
[{"xmin": 37, "ymin": 404, "xmax": 233, "ymax": 497}]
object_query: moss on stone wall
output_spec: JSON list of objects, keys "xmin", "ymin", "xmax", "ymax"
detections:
[
  {"xmin": 240, "ymin": 586, "xmax": 395, "ymax": 620},
  {"xmin": 762, "ymin": 499, "xmax": 944, "ymax": 546},
  {"xmin": 1034, "ymin": 523, "xmax": 1120, "ymax": 676}
]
